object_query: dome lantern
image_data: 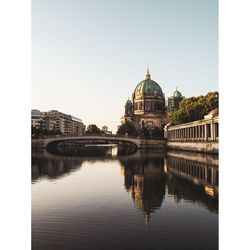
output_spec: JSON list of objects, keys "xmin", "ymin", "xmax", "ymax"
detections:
[{"xmin": 145, "ymin": 65, "xmax": 151, "ymax": 80}]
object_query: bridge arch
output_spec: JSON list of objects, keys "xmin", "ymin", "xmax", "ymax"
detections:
[{"xmin": 44, "ymin": 135, "xmax": 140, "ymax": 150}]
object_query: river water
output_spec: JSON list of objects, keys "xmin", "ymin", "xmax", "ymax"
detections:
[{"xmin": 32, "ymin": 145, "xmax": 218, "ymax": 250}]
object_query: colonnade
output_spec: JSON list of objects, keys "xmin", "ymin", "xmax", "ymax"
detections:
[{"xmin": 166, "ymin": 116, "xmax": 219, "ymax": 142}]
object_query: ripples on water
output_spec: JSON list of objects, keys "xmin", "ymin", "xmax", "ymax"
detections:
[{"xmin": 32, "ymin": 146, "xmax": 218, "ymax": 250}]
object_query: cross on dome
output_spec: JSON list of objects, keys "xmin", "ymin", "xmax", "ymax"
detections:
[{"xmin": 146, "ymin": 65, "xmax": 151, "ymax": 79}]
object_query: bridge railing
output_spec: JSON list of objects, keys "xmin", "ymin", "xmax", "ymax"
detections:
[{"xmin": 32, "ymin": 133, "xmax": 165, "ymax": 140}]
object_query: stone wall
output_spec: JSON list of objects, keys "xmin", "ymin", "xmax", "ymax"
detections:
[{"xmin": 167, "ymin": 141, "xmax": 218, "ymax": 154}]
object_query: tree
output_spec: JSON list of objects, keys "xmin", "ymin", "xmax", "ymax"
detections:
[
  {"xmin": 86, "ymin": 124, "xmax": 102, "ymax": 134},
  {"xmin": 117, "ymin": 122, "xmax": 137, "ymax": 136},
  {"xmin": 31, "ymin": 126, "xmax": 62, "ymax": 138},
  {"xmin": 169, "ymin": 91, "xmax": 219, "ymax": 125},
  {"xmin": 151, "ymin": 127, "xmax": 164, "ymax": 138}
]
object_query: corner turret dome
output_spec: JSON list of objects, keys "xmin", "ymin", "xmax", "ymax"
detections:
[
  {"xmin": 134, "ymin": 67, "xmax": 164, "ymax": 98},
  {"xmin": 125, "ymin": 98, "xmax": 133, "ymax": 108},
  {"xmin": 173, "ymin": 88, "xmax": 182, "ymax": 98}
]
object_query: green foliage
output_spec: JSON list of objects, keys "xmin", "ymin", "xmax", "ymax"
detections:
[
  {"xmin": 151, "ymin": 127, "xmax": 164, "ymax": 138},
  {"xmin": 170, "ymin": 91, "xmax": 218, "ymax": 125},
  {"xmin": 31, "ymin": 126, "xmax": 62, "ymax": 138},
  {"xmin": 86, "ymin": 124, "xmax": 102, "ymax": 134},
  {"xmin": 117, "ymin": 122, "xmax": 137, "ymax": 136},
  {"xmin": 141, "ymin": 127, "xmax": 150, "ymax": 138}
]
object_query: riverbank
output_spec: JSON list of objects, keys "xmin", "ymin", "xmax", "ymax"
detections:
[{"xmin": 166, "ymin": 141, "xmax": 218, "ymax": 154}]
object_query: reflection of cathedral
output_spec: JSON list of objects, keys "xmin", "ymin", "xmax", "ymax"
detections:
[
  {"xmin": 119, "ymin": 151, "xmax": 218, "ymax": 222},
  {"xmin": 122, "ymin": 67, "xmax": 168, "ymax": 130},
  {"xmin": 120, "ymin": 156, "xmax": 166, "ymax": 224}
]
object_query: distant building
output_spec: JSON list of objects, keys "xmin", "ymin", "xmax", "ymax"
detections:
[
  {"xmin": 71, "ymin": 116, "xmax": 86, "ymax": 135},
  {"xmin": 42, "ymin": 110, "xmax": 72, "ymax": 134},
  {"xmin": 44, "ymin": 116, "xmax": 56, "ymax": 131},
  {"xmin": 31, "ymin": 109, "xmax": 44, "ymax": 129},
  {"xmin": 167, "ymin": 88, "xmax": 184, "ymax": 113},
  {"xmin": 102, "ymin": 126, "xmax": 108, "ymax": 132},
  {"xmin": 32, "ymin": 109, "xmax": 85, "ymax": 135},
  {"xmin": 102, "ymin": 125, "xmax": 112, "ymax": 135}
]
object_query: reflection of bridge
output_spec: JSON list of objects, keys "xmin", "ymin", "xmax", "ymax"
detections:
[{"xmin": 32, "ymin": 135, "xmax": 166, "ymax": 149}]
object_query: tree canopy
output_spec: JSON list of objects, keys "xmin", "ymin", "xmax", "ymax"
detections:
[
  {"xmin": 169, "ymin": 91, "xmax": 218, "ymax": 125},
  {"xmin": 117, "ymin": 122, "xmax": 137, "ymax": 136},
  {"xmin": 31, "ymin": 126, "xmax": 62, "ymax": 138},
  {"xmin": 86, "ymin": 124, "xmax": 102, "ymax": 134}
]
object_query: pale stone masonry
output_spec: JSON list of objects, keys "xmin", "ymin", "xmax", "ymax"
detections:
[{"xmin": 165, "ymin": 109, "xmax": 219, "ymax": 154}]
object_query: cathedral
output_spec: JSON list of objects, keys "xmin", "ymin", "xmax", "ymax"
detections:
[{"xmin": 122, "ymin": 68, "xmax": 168, "ymax": 131}]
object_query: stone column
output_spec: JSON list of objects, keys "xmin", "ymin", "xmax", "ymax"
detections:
[
  {"xmin": 211, "ymin": 121, "xmax": 215, "ymax": 141},
  {"xmin": 204, "ymin": 124, "xmax": 208, "ymax": 141},
  {"xmin": 212, "ymin": 122, "xmax": 216, "ymax": 141}
]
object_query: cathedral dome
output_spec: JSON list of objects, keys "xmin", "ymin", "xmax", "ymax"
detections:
[
  {"xmin": 173, "ymin": 88, "xmax": 182, "ymax": 98},
  {"xmin": 125, "ymin": 99, "xmax": 133, "ymax": 107},
  {"xmin": 134, "ymin": 68, "xmax": 164, "ymax": 98}
]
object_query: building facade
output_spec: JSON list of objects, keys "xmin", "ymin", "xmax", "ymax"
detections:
[
  {"xmin": 32, "ymin": 109, "xmax": 85, "ymax": 136},
  {"xmin": 71, "ymin": 116, "xmax": 86, "ymax": 136},
  {"xmin": 167, "ymin": 88, "xmax": 184, "ymax": 113},
  {"xmin": 121, "ymin": 68, "xmax": 168, "ymax": 131},
  {"xmin": 165, "ymin": 109, "xmax": 219, "ymax": 154},
  {"xmin": 31, "ymin": 109, "xmax": 44, "ymax": 129}
]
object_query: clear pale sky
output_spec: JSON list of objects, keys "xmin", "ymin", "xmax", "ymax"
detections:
[{"xmin": 32, "ymin": 0, "xmax": 218, "ymax": 132}]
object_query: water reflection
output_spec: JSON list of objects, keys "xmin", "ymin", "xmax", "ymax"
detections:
[
  {"xmin": 166, "ymin": 151, "xmax": 218, "ymax": 211},
  {"xmin": 48, "ymin": 143, "xmax": 136, "ymax": 157},
  {"xmin": 32, "ymin": 150, "xmax": 83, "ymax": 183},
  {"xmin": 119, "ymin": 150, "xmax": 218, "ymax": 222},
  {"xmin": 32, "ymin": 148, "xmax": 218, "ymax": 250},
  {"xmin": 32, "ymin": 148, "xmax": 218, "ymax": 213},
  {"xmin": 119, "ymin": 153, "xmax": 166, "ymax": 224}
]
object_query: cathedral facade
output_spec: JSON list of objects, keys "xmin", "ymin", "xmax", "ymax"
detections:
[{"xmin": 122, "ymin": 68, "xmax": 168, "ymax": 131}]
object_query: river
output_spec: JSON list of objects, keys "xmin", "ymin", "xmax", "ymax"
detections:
[{"xmin": 32, "ymin": 145, "xmax": 218, "ymax": 250}]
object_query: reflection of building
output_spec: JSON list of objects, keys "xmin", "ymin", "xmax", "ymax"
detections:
[
  {"xmin": 121, "ymin": 67, "xmax": 167, "ymax": 131},
  {"xmin": 120, "ymin": 151, "xmax": 218, "ymax": 218},
  {"xmin": 32, "ymin": 153, "xmax": 83, "ymax": 182},
  {"xmin": 167, "ymin": 88, "xmax": 184, "ymax": 113},
  {"xmin": 166, "ymin": 151, "xmax": 218, "ymax": 212},
  {"xmin": 120, "ymin": 155, "xmax": 166, "ymax": 224}
]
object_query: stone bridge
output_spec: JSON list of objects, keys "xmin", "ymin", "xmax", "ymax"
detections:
[{"xmin": 32, "ymin": 135, "xmax": 167, "ymax": 150}]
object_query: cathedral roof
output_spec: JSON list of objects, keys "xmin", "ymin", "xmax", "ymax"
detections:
[
  {"xmin": 125, "ymin": 99, "xmax": 133, "ymax": 107},
  {"xmin": 134, "ymin": 67, "xmax": 164, "ymax": 97},
  {"xmin": 173, "ymin": 88, "xmax": 182, "ymax": 98}
]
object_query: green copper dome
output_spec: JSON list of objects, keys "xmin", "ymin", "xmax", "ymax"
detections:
[
  {"xmin": 134, "ymin": 68, "xmax": 164, "ymax": 97},
  {"xmin": 125, "ymin": 98, "xmax": 133, "ymax": 107},
  {"xmin": 173, "ymin": 88, "xmax": 182, "ymax": 98}
]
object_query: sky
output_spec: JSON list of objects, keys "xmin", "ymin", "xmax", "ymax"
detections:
[{"xmin": 32, "ymin": 0, "xmax": 218, "ymax": 132}]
